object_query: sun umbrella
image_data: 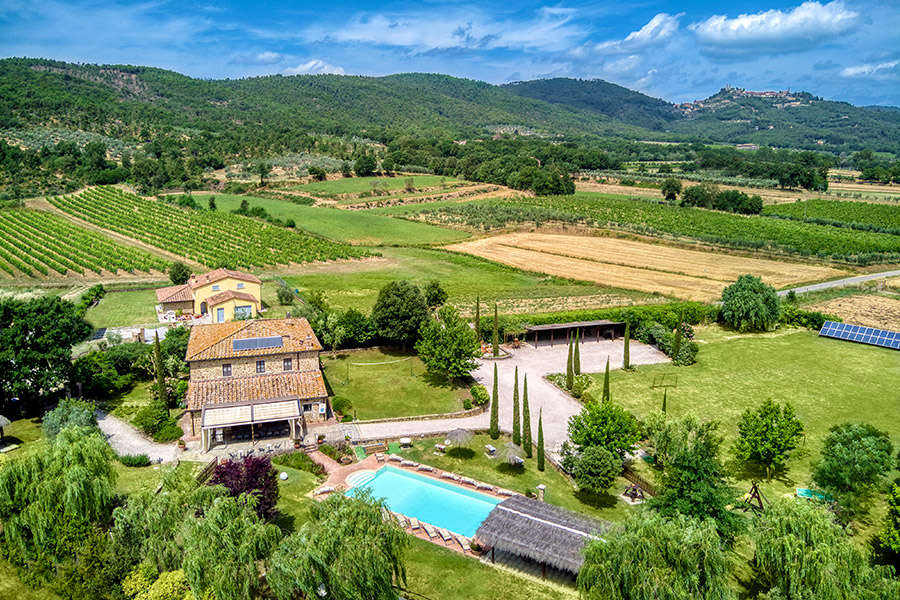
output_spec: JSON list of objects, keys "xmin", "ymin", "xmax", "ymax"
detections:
[
  {"xmin": 0, "ymin": 415, "xmax": 10, "ymax": 444},
  {"xmin": 500, "ymin": 442, "xmax": 525, "ymax": 466},
  {"xmin": 445, "ymin": 428, "xmax": 473, "ymax": 447}
]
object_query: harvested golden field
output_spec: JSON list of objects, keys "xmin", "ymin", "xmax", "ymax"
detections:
[
  {"xmin": 809, "ymin": 294, "xmax": 900, "ymax": 331},
  {"xmin": 447, "ymin": 233, "xmax": 848, "ymax": 301}
]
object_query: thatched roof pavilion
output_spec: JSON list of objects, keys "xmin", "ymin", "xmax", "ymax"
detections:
[{"xmin": 475, "ymin": 495, "xmax": 611, "ymax": 574}]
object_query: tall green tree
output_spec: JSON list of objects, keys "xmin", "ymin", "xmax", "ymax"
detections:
[
  {"xmin": 0, "ymin": 296, "xmax": 91, "ymax": 414},
  {"xmin": 522, "ymin": 374, "xmax": 532, "ymax": 458},
  {"xmin": 573, "ymin": 329, "xmax": 581, "ymax": 375},
  {"xmin": 601, "ymin": 357, "xmax": 611, "ymax": 403},
  {"xmin": 267, "ymin": 490, "xmax": 407, "ymax": 600},
  {"xmin": 752, "ymin": 499, "xmax": 900, "ymax": 599},
  {"xmin": 813, "ymin": 423, "xmax": 894, "ymax": 513},
  {"xmin": 879, "ymin": 484, "xmax": 900, "ymax": 558},
  {"xmin": 623, "ymin": 321, "xmax": 631, "ymax": 370},
  {"xmin": 423, "ymin": 280, "xmax": 448, "ymax": 309},
  {"xmin": 474, "ymin": 296, "xmax": 481, "ymax": 343},
  {"xmin": 662, "ymin": 390, "xmax": 667, "ymax": 413},
  {"xmin": 168, "ymin": 261, "xmax": 191, "ymax": 285},
  {"xmin": 153, "ymin": 331, "xmax": 168, "ymax": 408},
  {"xmin": 579, "ymin": 512, "xmax": 734, "ymax": 600},
  {"xmin": 672, "ymin": 320, "xmax": 682, "ymax": 360},
  {"xmin": 733, "ymin": 398, "xmax": 804, "ymax": 480},
  {"xmin": 208, "ymin": 196, "xmax": 217, "ymax": 211},
  {"xmin": 721, "ymin": 274, "xmax": 782, "ymax": 333},
  {"xmin": 573, "ymin": 446, "xmax": 621, "ymax": 494},
  {"xmin": 415, "ymin": 305, "xmax": 480, "ymax": 381},
  {"xmin": 370, "ymin": 281, "xmax": 429, "ymax": 349},
  {"xmin": 537, "ymin": 409, "xmax": 545, "ymax": 471},
  {"xmin": 492, "ymin": 303, "xmax": 499, "ymax": 357},
  {"xmin": 512, "ymin": 366, "xmax": 520, "ymax": 446},
  {"xmin": 566, "ymin": 333, "xmax": 575, "ymax": 390},
  {"xmin": 489, "ymin": 363, "xmax": 500, "ymax": 440},
  {"xmin": 567, "ymin": 400, "xmax": 640, "ymax": 459},
  {"xmin": 660, "ymin": 177, "xmax": 683, "ymax": 202},
  {"xmin": 181, "ymin": 495, "xmax": 280, "ymax": 600}
]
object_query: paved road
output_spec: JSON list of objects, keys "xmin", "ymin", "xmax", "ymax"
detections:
[
  {"xmin": 356, "ymin": 339, "xmax": 669, "ymax": 460},
  {"xmin": 96, "ymin": 411, "xmax": 178, "ymax": 463},
  {"xmin": 778, "ymin": 269, "xmax": 900, "ymax": 296}
]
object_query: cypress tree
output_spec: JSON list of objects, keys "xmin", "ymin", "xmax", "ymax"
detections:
[
  {"xmin": 537, "ymin": 409, "xmax": 545, "ymax": 471},
  {"xmin": 566, "ymin": 333, "xmax": 574, "ymax": 390},
  {"xmin": 522, "ymin": 374, "xmax": 532, "ymax": 458},
  {"xmin": 623, "ymin": 321, "xmax": 631, "ymax": 370},
  {"xmin": 154, "ymin": 331, "xmax": 168, "ymax": 407},
  {"xmin": 601, "ymin": 357, "xmax": 610, "ymax": 403},
  {"xmin": 475, "ymin": 296, "xmax": 481, "ymax": 343},
  {"xmin": 512, "ymin": 367, "xmax": 520, "ymax": 446},
  {"xmin": 573, "ymin": 329, "xmax": 581, "ymax": 375},
  {"xmin": 489, "ymin": 363, "xmax": 500, "ymax": 439},
  {"xmin": 673, "ymin": 321, "xmax": 683, "ymax": 363},
  {"xmin": 662, "ymin": 389, "xmax": 667, "ymax": 414},
  {"xmin": 492, "ymin": 303, "xmax": 499, "ymax": 357}
]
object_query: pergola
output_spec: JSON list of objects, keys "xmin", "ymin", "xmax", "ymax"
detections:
[
  {"xmin": 200, "ymin": 397, "xmax": 305, "ymax": 452},
  {"xmin": 524, "ymin": 320, "xmax": 626, "ymax": 348},
  {"xmin": 475, "ymin": 495, "xmax": 610, "ymax": 577}
]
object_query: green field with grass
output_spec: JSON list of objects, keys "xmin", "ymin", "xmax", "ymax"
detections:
[
  {"xmin": 84, "ymin": 288, "xmax": 161, "ymax": 327},
  {"xmin": 261, "ymin": 247, "xmax": 645, "ymax": 315},
  {"xmin": 590, "ymin": 325, "xmax": 900, "ymax": 511},
  {"xmin": 206, "ymin": 193, "xmax": 469, "ymax": 245},
  {"xmin": 322, "ymin": 349, "xmax": 467, "ymax": 420},
  {"xmin": 292, "ymin": 175, "xmax": 462, "ymax": 197}
]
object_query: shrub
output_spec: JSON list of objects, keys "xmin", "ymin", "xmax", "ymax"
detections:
[
  {"xmin": 43, "ymin": 398, "xmax": 98, "ymax": 440},
  {"xmin": 272, "ymin": 452, "xmax": 326, "ymax": 476},
  {"xmin": 152, "ymin": 419, "xmax": 184, "ymax": 443},
  {"xmin": 331, "ymin": 396, "xmax": 352, "ymax": 415},
  {"xmin": 340, "ymin": 415, "xmax": 354, "ymax": 423},
  {"xmin": 470, "ymin": 384, "xmax": 490, "ymax": 406},
  {"xmin": 118, "ymin": 453, "xmax": 151, "ymax": 467},
  {"xmin": 276, "ymin": 283, "xmax": 295, "ymax": 306},
  {"xmin": 463, "ymin": 398, "xmax": 473, "ymax": 410},
  {"xmin": 780, "ymin": 305, "xmax": 832, "ymax": 329},
  {"xmin": 319, "ymin": 443, "xmax": 346, "ymax": 462}
]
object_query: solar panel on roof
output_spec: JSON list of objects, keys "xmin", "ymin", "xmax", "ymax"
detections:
[
  {"xmin": 819, "ymin": 321, "xmax": 900, "ymax": 351},
  {"xmin": 232, "ymin": 336, "xmax": 283, "ymax": 351}
]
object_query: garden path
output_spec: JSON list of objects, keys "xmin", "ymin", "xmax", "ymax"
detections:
[{"xmin": 96, "ymin": 411, "xmax": 178, "ymax": 463}]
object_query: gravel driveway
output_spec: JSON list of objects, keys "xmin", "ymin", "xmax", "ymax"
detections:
[{"xmin": 96, "ymin": 411, "xmax": 178, "ymax": 463}]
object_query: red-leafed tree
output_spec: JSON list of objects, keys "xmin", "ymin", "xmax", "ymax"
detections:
[{"xmin": 208, "ymin": 455, "xmax": 279, "ymax": 520}]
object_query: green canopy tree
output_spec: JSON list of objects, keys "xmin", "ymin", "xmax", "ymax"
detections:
[
  {"xmin": 370, "ymin": 281, "xmax": 428, "ymax": 349},
  {"xmin": 42, "ymin": 397, "xmax": 99, "ymax": 440},
  {"xmin": 579, "ymin": 511, "xmax": 734, "ymax": 600},
  {"xmin": 354, "ymin": 154, "xmax": 377, "ymax": 177},
  {"xmin": 415, "ymin": 305, "xmax": 480, "ymax": 381},
  {"xmin": 660, "ymin": 177, "xmax": 683, "ymax": 202},
  {"xmin": 522, "ymin": 374, "xmax": 532, "ymax": 458},
  {"xmin": 567, "ymin": 400, "xmax": 640, "ymax": 459},
  {"xmin": 721, "ymin": 274, "xmax": 782, "ymax": 333},
  {"xmin": 574, "ymin": 446, "xmax": 621, "ymax": 494},
  {"xmin": 733, "ymin": 399, "xmax": 804, "ymax": 480},
  {"xmin": 423, "ymin": 280, "xmax": 448, "ymax": 309},
  {"xmin": 267, "ymin": 490, "xmax": 407, "ymax": 600},
  {"xmin": 878, "ymin": 484, "xmax": 900, "ymax": 557},
  {"xmin": 168, "ymin": 261, "xmax": 191, "ymax": 286},
  {"xmin": 181, "ymin": 495, "xmax": 281, "ymax": 600},
  {"xmin": 752, "ymin": 499, "xmax": 900, "ymax": 599},
  {"xmin": 0, "ymin": 296, "xmax": 92, "ymax": 414},
  {"xmin": 813, "ymin": 423, "xmax": 894, "ymax": 513}
]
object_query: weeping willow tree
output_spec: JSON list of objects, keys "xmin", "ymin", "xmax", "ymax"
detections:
[
  {"xmin": 751, "ymin": 499, "xmax": 900, "ymax": 599},
  {"xmin": 267, "ymin": 489, "xmax": 408, "ymax": 600},
  {"xmin": 579, "ymin": 511, "xmax": 734, "ymax": 600},
  {"xmin": 0, "ymin": 426, "xmax": 116, "ymax": 565},
  {"xmin": 181, "ymin": 494, "xmax": 281, "ymax": 600}
]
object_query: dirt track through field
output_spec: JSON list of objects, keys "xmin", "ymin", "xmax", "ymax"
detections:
[{"xmin": 448, "ymin": 233, "xmax": 847, "ymax": 301}]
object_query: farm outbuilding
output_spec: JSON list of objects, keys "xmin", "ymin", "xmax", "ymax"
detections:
[
  {"xmin": 524, "ymin": 320, "xmax": 625, "ymax": 348},
  {"xmin": 475, "ymin": 495, "xmax": 610, "ymax": 577}
]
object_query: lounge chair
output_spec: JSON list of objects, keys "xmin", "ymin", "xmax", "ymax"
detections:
[
  {"xmin": 440, "ymin": 472, "xmax": 459, "ymax": 481},
  {"xmin": 455, "ymin": 535, "xmax": 470, "ymax": 552},
  {"xmin": 422, "ymin": 523, "xmax": 439, "ymax": 539},
  {"xmin": 475, "ymin": 483, "xmax": 494, "ymax": 491},
  {"xmin": 460, "ymin": 477, "xmax": 476, "ymax": 486},
  {"xmin": 392, "ymin": 512, "xmax": 409, "ymax": 528},
  {"xmin": 437, "ymin": 528, "xmax": 454, "ymax": 545},
  {"xmin": 313, "ymin": 486, "xmax": 335, "ymax": 496},
  {"xmin": 400, "ymin": 460, "xmax": 418, "ymax": 467},
  {"xmin": 409, "ymin": 517, "xmax": 420, "ymax": 531},
  {"xmin": 416, "ymin": 465, "xmax": 435, "ymax": 473},
  {"xmin": 375, "ymin": 453, "xmax": 385, "ymax": 462},
  {"xmin": 496, "ymin": 489, "xmax": 515, "ymax": 497},
  {"xmin": 387, "ymin": 454, "xmax": 402, "ymax": 462}
]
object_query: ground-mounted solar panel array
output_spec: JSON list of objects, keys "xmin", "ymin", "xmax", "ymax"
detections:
[{"xmin": 818, "ymin": 321, "xmax": 900, "ymax": 350}]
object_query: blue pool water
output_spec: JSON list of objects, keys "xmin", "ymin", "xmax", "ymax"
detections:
[{"xmin": 347, "ymin": 465, "xmax": 502, "ymax": 537}]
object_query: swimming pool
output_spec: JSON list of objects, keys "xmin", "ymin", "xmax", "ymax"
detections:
[{"xmin": 347, "ymin": 465, "xmax": 502, "ymax": 537}]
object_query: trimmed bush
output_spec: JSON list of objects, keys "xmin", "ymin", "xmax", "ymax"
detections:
[
  {"xmin": 118, "ymin": 453, "xmax": 151, "ymax": 467},
  {"xmin": 470, "ymin": 384, "xmax": 489, "ymax": 406}
]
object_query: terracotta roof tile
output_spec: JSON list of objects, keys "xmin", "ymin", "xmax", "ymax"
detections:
[
  {"xmin": 189, "ymin": 268, "xmax": 261, "ymax": 289},
  {"xmin": 185, "ymin": 318, "xmax": 322, "ymax": 361},
  {"xmin": 206, "ymin": 289, "xmax": 259, "ymax": 307},
  {"xmin": 186, "ymin": 370, "xmax": 327, "ymax": 410},
  {"xmin": 156, "ymin": 284, "xmax": 192, "ymax": 303}
]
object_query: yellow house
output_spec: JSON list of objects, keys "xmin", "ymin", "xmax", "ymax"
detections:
[{"xmin": 156, "ymin": 268, "xmax": 263, "ymax": 323}]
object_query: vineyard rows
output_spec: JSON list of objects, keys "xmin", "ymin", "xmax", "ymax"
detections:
[
  {"xmin": 418, "ymin": 194, "xmax": 900, "ymax": 265},
  {"xmin": 49, "ymin": 187, "xmax": 372, "ymax": 268},
  {"xmin": 763, "ymin": 199, "xmax": 900, "ymax": 236},
  {"xmin": 0, "ymin": 209, "xmax": 167, "ymax": 277}
]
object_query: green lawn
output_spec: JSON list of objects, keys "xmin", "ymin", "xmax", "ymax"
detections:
[
  {"xmin": 322, "ymin": 349, "xmax": 467, "ymax": 420},
  {"xmin": 84, "ymin": 289, "xmax": 160, "ymax": 327},
  {"xmin": 292, "ymin": 175, "xmax": 462, "ymax": 197},
  {"xmin": 397, "ymin": 434, "xmax": 632, "ymax": 523},
  {"xmin": 206, "ymin": 193, "xmax": 469, "ymax": 245},
  {"xmin": 590, "ymin": 325, "xmax": 900, "ymax": 504},
  {"xmin": 268, "ymin": 247, "xmax": 636, "ymax": 314}
]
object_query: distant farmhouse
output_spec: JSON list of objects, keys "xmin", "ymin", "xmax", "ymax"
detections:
[
  {"xmin": 156, "ymin": 268, "xmax": 262, "ymax": 323},
  {"xmin": 183, "ymin": 317, "xmax": 328, "ymax": 452}
]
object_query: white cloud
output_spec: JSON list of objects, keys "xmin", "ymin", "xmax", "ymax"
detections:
[
  {"xmin": 229, "ymin": 51, "xmax": 284, "ymax": 66},
  {"xmin": 690, "ymin": 1, "xmax": 859, "ymax": 57},
  {"xmin": 840, "ymin": 60, "xmax": 899, "ymax": 78},
  {"xmin": 592, "ymin": 13, "xmax": 682, "ymax": 54},
  {"xmin": 282, "ymin": 59, "xmax": 346, "ymax": 75}
]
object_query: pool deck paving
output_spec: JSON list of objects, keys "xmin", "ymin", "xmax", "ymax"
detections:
[{"xmin": 355, "ymin": 339, "xmax": 668, "ymax": 461}]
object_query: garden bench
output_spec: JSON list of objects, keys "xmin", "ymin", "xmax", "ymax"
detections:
[{"xmin": 485, "ymin": 444, "xmax": 496, "ymax": 455}]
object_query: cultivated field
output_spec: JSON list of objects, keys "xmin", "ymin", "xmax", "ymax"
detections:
[
  {"xmin": 293, "ymin": 174, "xmax": 463, "ymax": 196},
  {"xmin": 447, "ymin": 233, "xmax": 847, "ymax": 301},
  {"xmin": 808, "ymin": 293, "xmax": 900, "ymax": 331}
]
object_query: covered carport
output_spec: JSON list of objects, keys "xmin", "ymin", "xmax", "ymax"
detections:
[{"xmin": 524, "ymin": 320, "xmax": 626, "ymax": 348}]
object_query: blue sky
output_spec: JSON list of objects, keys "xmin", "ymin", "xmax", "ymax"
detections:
[{"xmin": 1, "ymin": 0, "xmax": 897, "ymax": 106}]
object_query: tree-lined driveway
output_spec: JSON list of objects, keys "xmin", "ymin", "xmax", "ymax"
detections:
[{"xmin": 355, "ymin": 339, "xmax": 668, "ymax": 460}]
